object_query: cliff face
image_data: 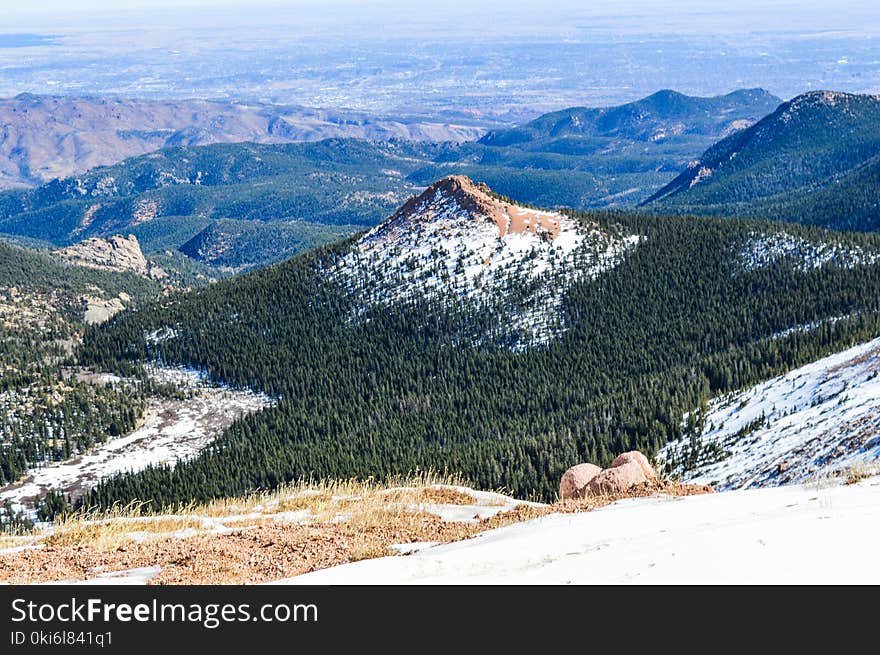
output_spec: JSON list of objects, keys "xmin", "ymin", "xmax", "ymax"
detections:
[{"xmin": 53, "ymin": 234, "xmax": 167, "ymax": 280}]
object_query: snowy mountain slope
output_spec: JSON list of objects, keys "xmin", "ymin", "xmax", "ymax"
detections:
[
  {"xmin": 325, "ymin": 176, "xmax": 640, "ymax": 348},
  {"xmin": 737, "ymin": 231, "xmax": 880, "ymax": 273},
  {"xmin": 659, "ymin": 337, "xmax": 880, "ymax": 490},
  {"xmin": 276, "ymin": 478, "xmax": 880, "ymax": 584}
]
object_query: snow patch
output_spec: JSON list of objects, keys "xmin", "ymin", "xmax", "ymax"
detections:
[
  {"xmin": 0, "ymin": 366, "xmax": 274, "ymax": 512},
  {"xmin": 51, "ymin": 566, "xmax": 162, "ymax": 586},
  {"xmin": 738, "ymin": 232, "xmax": 880, "ymax": 273}
]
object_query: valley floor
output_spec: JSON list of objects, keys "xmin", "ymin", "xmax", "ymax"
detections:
[{"xmin": 0, "ymin": 367, "xmax": 272, "ymax": 511}]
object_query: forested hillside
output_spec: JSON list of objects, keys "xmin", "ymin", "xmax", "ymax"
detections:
[
  {"xmin": 479, "ymin": 88, "xmax": 779, "ymax": 150},
  {"xmin": 0, "ymin": 240, "xmax": 161, "ymax": 489},
  {"xmin": 78, "ymin": 206, "xmax": 880, "ymax": 506},
  {"xmin": 646, "ymin": 91, "xmax": 880, "ymax": 231},
  {"xmin": 0, "ymin": 139, "xmax": 423, "ymax": 243}
]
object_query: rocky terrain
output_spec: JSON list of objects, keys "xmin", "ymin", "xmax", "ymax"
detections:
[
  {"xmin": 53, "ymin": 234, "xmax": 167, "ymax": 280},
  {"xmin": 0, "ymin": 473, "xmax": 709, "ymax": 584},
  {"xmin": 282, "ymin": 477, "xmax": 880, "ymax": 584},
  {"xmin": 1, "ymin": 438, "xmax": 875, "ymax": 585},
  {"xmin": 559, "ymin": 451, "xmax": 660, "ymax": 500}
]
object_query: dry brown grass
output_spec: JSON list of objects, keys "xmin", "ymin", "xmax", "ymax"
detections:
[
  {"xmin": 843, "ymin": 463, "xmax": 880, "ymax": 485},
  {"xmin": 0, "ymin": 475, "xmax": 712, "ymax": 585},
  {"xmin": 44, "ymin": 514, "xmax": 205, "ymax": 550},
  {"xmin": 378, "ymin": 486, "xmax": 478, "ymax": 506},
  {"xmin": 1, "ymin": 472, "xmax": 481, "ymax": 556},
  {"xmin": 198, "ymin": 470, "xmax": 470, "ymax": 518},
  {"xmin": 0, "ymin": 534, "xmax": 35, "ymax": 551},
  {"xmin": 806, "ymin": 462, "xmax": 880, "ymax": 490}
]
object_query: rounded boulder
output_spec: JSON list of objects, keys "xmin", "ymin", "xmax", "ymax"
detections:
[
  {"xmin": 559, "ymin": 463, "xmax": 602, "ymax": 501},
  {"xmin": 610, "ymin": 451, "xmax": 657, "ymax": 481},
  {"xmin": 587, "ymin": 461, "xmax": 648, "ymax": 496}
]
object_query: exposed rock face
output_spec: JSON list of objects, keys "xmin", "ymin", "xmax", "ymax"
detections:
[
  {"xmin": 54, "ymin": 234, "xmax": 166, "ymax": 280},
  {"xmin": 559, "ymin": 463, "xmax": 603, "ymax": 501},
  {"xmin": 80, "ymin": 295, "xmax": 126, "ymax": 325},
  {"xmin": 388, "ymin": 175, "xmax": 567, "ymax": 240}
]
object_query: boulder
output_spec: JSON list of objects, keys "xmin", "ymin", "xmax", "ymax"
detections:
[
  {"xmin": 610, "ymin": 451, "xmax": 657, "ymax": 481},
  {"xmin": 559, "ymin": 463, "xmax": 602, "ymax": 501},
  {"xmin": 588, "ymin": 461, "xmax": 648, "ymax": 496}
]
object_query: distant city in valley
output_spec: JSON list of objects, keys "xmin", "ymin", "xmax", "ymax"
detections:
[{"xmin": 1, "ymin": 2, "xmax": 879, "ymax": 118}]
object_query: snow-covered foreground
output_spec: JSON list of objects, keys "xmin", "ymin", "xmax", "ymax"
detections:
[
  {"xmin": 277, "ymin": 478, "xmax": 880, "ymax": 584},
  {"xmin": 0, "ymin": 368, "xmax": 273, "ymax": 510},
  {"xmin": 659, "ymin": 337, "xmax": 880, "ymax": 490}
]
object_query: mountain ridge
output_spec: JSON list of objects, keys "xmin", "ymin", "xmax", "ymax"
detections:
[
  {"xmin": 328, "ymin": 175, "xmax": 638, "ymax": 349},
  {"xmin": 644, "ymin": 90, "xmax": 880, "ymax": 231},
  {"xmin": 76, "ymin": 179, "xmax": 880, "ymax": 506},
  {"xmin": 478, "ymin": 88, "xmax": 781, "ymax": 147}
]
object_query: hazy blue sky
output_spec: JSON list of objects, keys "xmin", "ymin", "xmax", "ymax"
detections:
[
  {"xmin": 6, "ymin": 1, "xmax": 880, "ymax": 36},
  {"xmin": 2, "ymin": 0, "xmax": 878, "ymax": 112}
]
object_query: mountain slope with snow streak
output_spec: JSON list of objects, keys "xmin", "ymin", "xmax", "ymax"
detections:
[
  {"xmin": 659, "ymin": 337, "xmax": 880, "ymax": 490},
  {"xmin": 737, "ymin": 231, "xmax": 880, "ymax": 273},
  {"xmin": 277, "ymin": 478, "xmax": 880, "ymax": 584},
  {"xmin": 326, "ymin": 176, "xmax": 639, "ymax": 348}
]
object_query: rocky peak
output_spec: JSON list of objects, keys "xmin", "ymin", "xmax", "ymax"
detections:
[
  {"xmin": 54, "ymin": 234, "xmax": 167, "ymax": 280},
  {"xmin": 384, "ymin": 175, "xmax": 566, "ymax": 242},
  {"xmin": 327, "ymin": 176, "xmax": 640, "ymax": 349}
]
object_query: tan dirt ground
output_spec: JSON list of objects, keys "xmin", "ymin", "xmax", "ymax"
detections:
[{"xmin": 0, "ymin": 480, "xmax": 710, "ymax": 585}]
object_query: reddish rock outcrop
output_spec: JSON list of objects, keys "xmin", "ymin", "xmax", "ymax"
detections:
[
  {"xmin": 560, "ymin": 450, "xmax": 658, "ymax": 499},
  {"xmin": 588, "ymin": 461, "xmax": 648, "ymax": 495},
  {"xmin": 559, "ymin": 463, "xmax": 602, "ymax": 501},
  {"xmin": 610, "ymin": 451, "xmax": 657, "ymax": 481}
]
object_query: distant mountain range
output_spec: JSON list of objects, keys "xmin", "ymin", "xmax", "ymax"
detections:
[
  {"xmin": 479, "ymin": 89, "xmax": 781, "ymax": 149},
  {"xmin": 0, "ymin": 89, "xmax": 783, "ymax": 271},
  {"xmin": 645, "ymin": 91, "xmax": 880, "ymax": 232},
  {"xmin": 0, "ymin": 94, "xmax": 489, "ymax": 190},
  {"xmin": 0, "ymin": 139, "xmax": 427, "ymax": 270}
]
